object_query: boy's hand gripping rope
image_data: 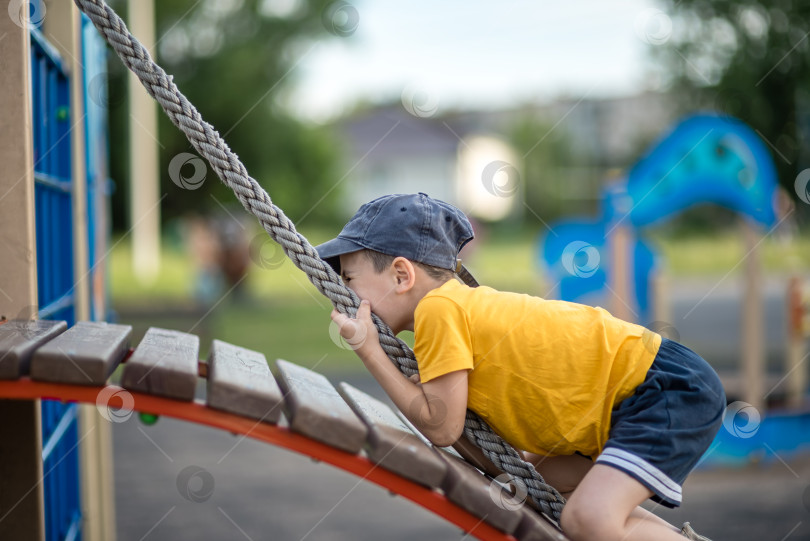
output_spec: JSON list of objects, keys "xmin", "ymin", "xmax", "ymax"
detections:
[{"xmin": 73, "ymin": 0, "xmax": 565, "ymax": 521}]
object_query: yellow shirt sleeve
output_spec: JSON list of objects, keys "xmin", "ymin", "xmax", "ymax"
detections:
[{"xmin": 413, "ymin": 294, "xmax": 474, "ymax": 383}]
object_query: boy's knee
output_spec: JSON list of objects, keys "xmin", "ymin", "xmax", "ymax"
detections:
[{"xmin": 560, "ymin": 501, "xmax": 620, "ymax": 541}]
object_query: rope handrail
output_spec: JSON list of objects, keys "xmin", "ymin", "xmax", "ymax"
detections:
[{"xmin": 72, "ymin": 0, "xmax": 564, "ymax": 520}]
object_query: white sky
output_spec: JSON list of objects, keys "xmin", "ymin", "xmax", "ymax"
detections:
[{"xmin": 283, "ymin": 0, "xmax": 668, "ymax": 122}]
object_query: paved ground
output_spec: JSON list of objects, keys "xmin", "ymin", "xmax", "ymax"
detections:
[
  {"xmin": 112, "ymin": 276, "xmax": 810, "ymax": 540},
  {"xmin": 112, "ymin": 372, "xmax": 810, "ymax": 541}
]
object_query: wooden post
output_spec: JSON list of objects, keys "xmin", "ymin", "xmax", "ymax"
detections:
[
  {"xmin": 609, "ymin": 224, "xmax": 635, "ymax": 322},
  {"xmin": 0, "ymin": 2, "xmax": 45, "ymax": 538},
  {"xmin": 128, "ymin": 0, "xmax": 161, "ymax": 284},
  {"xmin": 741, "ymin": 219, "xmax": 765, "ymax": 412},
  {"xmin": 786, "ymin": 276, "xmax": 807, "ymax": 409},
  {"xmin": 650, "ymin": 267, "xmax": 670, "ymax": 328},
  {"xmin": 43, "ymin": 4, "xmax": 117, "ymax": 540}
]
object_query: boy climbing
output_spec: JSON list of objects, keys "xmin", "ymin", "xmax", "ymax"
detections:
[{"xmin": 318, "ymin": 193, "xmax": 725, "ymax": 541}]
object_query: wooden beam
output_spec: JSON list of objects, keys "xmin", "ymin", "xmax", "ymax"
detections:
[{"xmin": 0, "ymin": 3, "xmax": 44, "ymax": 538}]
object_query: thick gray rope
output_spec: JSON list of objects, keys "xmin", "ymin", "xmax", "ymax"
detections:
[{"xmin": 74, "ymin": 0, "xmax": 564, "ymax": 520}]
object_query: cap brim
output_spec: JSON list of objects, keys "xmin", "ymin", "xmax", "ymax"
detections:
[{"xmin": 315, "ymin": 237, "xmax": 366, "ymax": 273}]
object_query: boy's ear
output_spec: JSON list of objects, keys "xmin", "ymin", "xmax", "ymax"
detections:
[{"xmin": 390, "ymin": 257, "xmax": 416, "ymax": 292}]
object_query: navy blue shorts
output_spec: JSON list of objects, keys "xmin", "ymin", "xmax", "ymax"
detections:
[{"xmin": 595, "ymin": 338, "xmax": 726, "ymax": 508}]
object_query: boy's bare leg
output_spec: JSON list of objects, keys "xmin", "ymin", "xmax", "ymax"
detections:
[
  {"xmin": 526, "ymin": 452, "xmax": 680, "ymax": 534},
  {"xmin": 561, "ymin": 464, "xmax": 684, "ymax": 541}
]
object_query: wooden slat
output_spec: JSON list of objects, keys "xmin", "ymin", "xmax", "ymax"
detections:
[
  {"xmin": 207, "ymin": 340, "xmax": 283, "ymax": 423},
  {"xmin": 121, "ymin": 327, "xmax": 199, "ymax": 401},
  {"xmin": 0, "ymin": 320, "xmax": 67, "ymax": 379},
  {"xmin": 338, "ymin": 382, "xmax": 447, "ymax": 488},
  {"xmin": 30, "ymin": 321, "xmax": 132, "ymax": 385},
  {"xmin": 514, "ymin": 509, "xmax": 567, "ymax": 541},
  {"xmin": 273, "ymin": 360, "xmax": 367, "ymax": 454},
  {"xmin": 434, "ymin": 449, "xmax": 525, "ymax": 536}
]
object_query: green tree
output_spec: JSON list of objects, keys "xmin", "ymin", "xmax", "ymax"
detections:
[
  {"xmin": 510, "ymin": 114, "xmax": 596, "ymax": 224},
  {"xmin": 107, "ymin": 0, "xmax": 351, "ymax": 231},
  {"xmin": 651, "ymin": 0, "xmax": 810, "ymax": 203}
]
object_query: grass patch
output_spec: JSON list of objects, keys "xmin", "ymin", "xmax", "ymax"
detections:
[{"xmin": 108, "ymin": 225, "xmax": 807, "ymax": 365}]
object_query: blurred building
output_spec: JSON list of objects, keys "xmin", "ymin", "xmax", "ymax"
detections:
[{"xmin": 335, "ymin": 91, "xmax": 675, "ymax": 220}]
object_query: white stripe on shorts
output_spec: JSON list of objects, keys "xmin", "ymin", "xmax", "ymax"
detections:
[{"xmin": 596, "ymin": 447, "xmax": 682, "ymax": 504}]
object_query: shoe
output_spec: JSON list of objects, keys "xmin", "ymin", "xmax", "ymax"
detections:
[{"xmin": 681, "ymin": 522, "xmax": 712, "ymax": 541}]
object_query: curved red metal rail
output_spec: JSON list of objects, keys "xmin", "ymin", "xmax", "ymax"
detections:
[{"xmin": 0, "ymin": 378, "xmax": 516, "ymax": 541}]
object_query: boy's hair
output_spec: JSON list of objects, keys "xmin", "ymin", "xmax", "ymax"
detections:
[{"xmin": 363, "ymin": 250, "xmax": 454, "ymax": 282}]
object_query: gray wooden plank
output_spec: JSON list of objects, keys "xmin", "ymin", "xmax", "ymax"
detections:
[
  {"xmin": 273, "ymin": 359, "xmax": 367, "ymax": 454},
  {"xmin": 393, "ymin": 408, "xmax": 465, "ymax": 460},
  {"xmin": 206, "ymin": 339, "xmax": 284, "ymax": 423},
  {"xmin": 30, "ymin": 321, "xmax": 132, "ymax": 385},
  {"xmin": 337, "ymin": 382, "xmax": 447, "ymax": 488},
  {"xmin": 434, "ymin": 448, "xmax": 525, "ymax": 536},
  {"xmin": 0, "ymin": 320, "xmax": 67, "ymax": 379},
  {"xmin": 121, "ymin": 327, "xmax": 199, "ymax": 401},
  {"xmin": 514, "ymin": 508, "xmax": 568, "ymax": 541}
]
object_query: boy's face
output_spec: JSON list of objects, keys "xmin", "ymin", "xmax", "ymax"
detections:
[{"xmin": 339, "ymin": 251, "xmax": 402, "ymax": 332}]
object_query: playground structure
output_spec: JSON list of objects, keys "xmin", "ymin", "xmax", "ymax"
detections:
[
  {"xmin": 1, "ymin": 1, "xmax": 565, "ymax": 540},
  {"xmin": 0, "ymin": 320, "xmax": 566, "ymax": 541},
  {"xmin": 2, "ymin": 1, "xmax": 808, "ymax": 540},
  {"xmin": 540, "ymin": 114, "xmax": 804, "ymax": 410}
]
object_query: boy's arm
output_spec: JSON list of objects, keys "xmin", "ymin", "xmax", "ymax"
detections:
[{"xmin": 331, "ymin": 301, "xmax": 468, "ymax": 447}]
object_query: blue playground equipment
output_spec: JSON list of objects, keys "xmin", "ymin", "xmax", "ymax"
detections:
[
  {"xmin": 27, "ymin": 11, "xmax": 111, "ymax": 541},
  {"xmin": 540, "ymin": 114, "xmax": 780, "ymax": 324}
]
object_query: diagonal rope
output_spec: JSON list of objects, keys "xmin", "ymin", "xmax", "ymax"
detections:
[{"xmin": 73, "ymin": 0, "xmax": 565, "ymax": 521}]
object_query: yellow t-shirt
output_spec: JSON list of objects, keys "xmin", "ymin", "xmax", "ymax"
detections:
[{"xmin": 413, "ymin": 279, "xmax": 661, "ymax": 458}]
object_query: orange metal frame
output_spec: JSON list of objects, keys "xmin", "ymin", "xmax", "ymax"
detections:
[{"xmin": 0, "ymin": 378, "xmax": 516, "ymax": 541}]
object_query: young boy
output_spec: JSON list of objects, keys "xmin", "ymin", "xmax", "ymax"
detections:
[{"xmin": 318, "ymin": 193, "xmax": 725, "ymax": 541}]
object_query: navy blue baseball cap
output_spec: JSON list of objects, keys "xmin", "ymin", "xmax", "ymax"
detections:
[{"xmin": 316, "ymin": 193, "xmax": 474, "ymax": 272}]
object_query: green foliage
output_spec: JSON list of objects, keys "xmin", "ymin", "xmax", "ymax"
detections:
[
  {"xmin": 652, "ymin": 0, "xmax": 810, "ymax": 200},
  {"xmin": 508, "ymin": 114, "xmax": 597, "ymax": 223},
  {"xmin": 106, "ymin": 0, "xmax": 347, "ymax": 231}
]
